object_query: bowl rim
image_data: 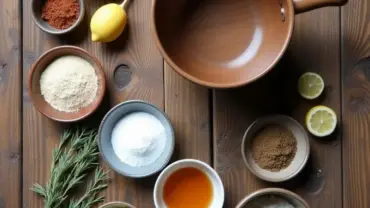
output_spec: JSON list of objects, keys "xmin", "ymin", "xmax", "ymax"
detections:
[
  {"xmin": 150, "ymin": 0, "xmax": 295, "ymax": 88},
  {"xmin": 31, "ymin": 0, "xmax": 85, "ymax": 35},
  {"xmin": 235, "ymin": 188, "xmax": 310, "ymax": 208},
  {"xmin": 98, "ymin": 201, "xmax": 136, "ymax": 208},
  {"xmin": 153, "ymin": 158, "xmax": 225, "ymax": 208},
  {"xmin": 28, "ymin": 45, "xmax": 106, "ymax": 122},
  {"xmin": 241, "ymin": 115, "xmax": 310, "ymax": 182},
  {"xmin": 98, "ymin": 100, "xmax": 175, "ymax": 178}
]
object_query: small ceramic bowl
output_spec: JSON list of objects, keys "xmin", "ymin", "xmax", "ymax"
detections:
[
  {"xmin": 241, "ymin": 115, "xmax": 310, "ymax": 182},
  {"xmin": 31, "ymin": 0, "xmax": 85, "ymax": 35},
  {"xmin": 153, "ymin": 159, "xmax": 224, "ymax": 208},
  {"xmin": 236, "ymin": 188, "xmax": 310, "ymax": 208},
  {"xmin": 98, "ymin": 100, "xmax": 175, "ymax": 178},
  {"xmin": 99, "ymin": 201, "xmax": 135, "ymax": 208},
  {"xmin": 28, "ymin": 46, "xmax": 106, "ymax": 122}
]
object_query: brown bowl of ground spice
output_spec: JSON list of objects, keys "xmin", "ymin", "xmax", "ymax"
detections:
[
  {"xmin": 31, "ymin": 0, "xmax": 85, "ymax": 35},
  {"xmin": 241, "ymin": 115, "xmax": 310, "ymax": 183}
]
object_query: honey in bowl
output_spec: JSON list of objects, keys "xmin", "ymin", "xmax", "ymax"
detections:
[{"xmin": 163, "ymin": 167, "xmax": 213, "ymax": 208}]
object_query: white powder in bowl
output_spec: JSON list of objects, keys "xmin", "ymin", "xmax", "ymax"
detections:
[
  {"xmin": 111, "ymin": 112, "xmax": 167, "ymax": 167},
  {"xmin": 40, "ymin": 55, "xmax": 98, "ymax": 112}
]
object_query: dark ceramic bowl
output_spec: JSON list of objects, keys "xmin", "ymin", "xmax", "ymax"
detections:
[
  {"xmin": 98, "ymin": 100, "xmax": 175, "ymax": 178},
  {"xmin": 31, "ymin": 0, "xmax": 85, "ymax": 35},
  {"xmin": 28, "ymin": 46, "xmax": 106, "ymax": 122},
  {"xmin": 236, "ymin": 188, "xmax": 310, "ymax": 208}
]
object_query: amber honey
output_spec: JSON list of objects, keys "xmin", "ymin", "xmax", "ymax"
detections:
[{"xmin": 163, "ymin": 167, "xmax": 213, "ymax": 208}]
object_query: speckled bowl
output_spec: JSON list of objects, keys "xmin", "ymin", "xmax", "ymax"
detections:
[
  {"xmin": 236, "ymin": 188, "xmax": 310, "ymax": 208},
  {"xmin": 31, "ymin": 0, "xmax": 85, "ymax": 35},
  {"xmin": 241, "ymin": 115, "xmax": 310, "ymax": 182},
  {"xmin": 99, "ymin": 201, "xmax": 136, "ymax": 208},
  {"xmin": 98, "ymin": 100, "xmax": 175, "ymax": 178}
]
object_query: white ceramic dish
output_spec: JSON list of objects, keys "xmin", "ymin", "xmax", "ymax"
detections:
[{"xmin": 153, "ymin": 159, "xmax": 224, "ymax": 208}]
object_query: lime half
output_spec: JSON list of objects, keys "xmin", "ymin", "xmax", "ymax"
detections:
[
  {"xmin": 305, "ymin": 105, "xmax": 337, "ymax": 137},
  {"xmin": 298, "ymin": 72, "xmax": 324, "ymax": 99}
]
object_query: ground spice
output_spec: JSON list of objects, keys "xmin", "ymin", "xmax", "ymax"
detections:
[
  {"xmin": 41, "ymin": 0, "xmax": 80, "ymax": 30},
  {"xmin": 251, "ymin": 125, "xmax": 297, "ymax": 172}
]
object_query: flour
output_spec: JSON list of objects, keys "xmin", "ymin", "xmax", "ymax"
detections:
[
  {"xmin": 111, "ymin": 112, "xmax": 167, "ymax": 167},
  {"xmin": 40, "ymin": 55, "xmax": 98, "ymax": 112}
]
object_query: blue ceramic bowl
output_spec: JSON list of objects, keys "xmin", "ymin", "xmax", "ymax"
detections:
[{"xmin": 98, "ymin": 100, "xmax": 175, "ymax": 178}]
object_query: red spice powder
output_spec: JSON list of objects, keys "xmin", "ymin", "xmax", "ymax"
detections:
[{"xmin": 41, "ymin": 0, "xmax": 80, "ymax": 30}]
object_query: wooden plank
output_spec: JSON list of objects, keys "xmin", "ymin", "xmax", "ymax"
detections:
[
  {"xmin": 0, "ymin": 0, "xmax": 21, "ymax": 207},
  {"xmin": 164, "ymin": 63, "xmax": 211, "ymax": 163},
  {"xmin": 213, "ymin": 7, "xmax": 341, "ymax": 207},
  {"xmin": 22, "ymin": 0, "xmax": 163, "ymax": 207},
  {"xmin": 342, "ymin": 1, "xmax": 370, "ymax": 207}
]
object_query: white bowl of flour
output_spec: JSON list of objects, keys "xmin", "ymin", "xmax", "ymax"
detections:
[{"xmin": 98, "ymin": 100, "xmax": 175, "ymax": 178}]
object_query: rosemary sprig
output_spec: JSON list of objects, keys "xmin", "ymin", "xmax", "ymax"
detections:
[
  {"xmin": 67, "ymin": 168, "xmax": 109, "ymax": 208},
  {"xmin": 31, "ymin": 128, "xmax": 108, "ymax": 208}
]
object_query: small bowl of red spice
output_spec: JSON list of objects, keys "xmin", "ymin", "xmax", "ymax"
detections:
[
  {"xmin": 241, "ymin": 115, "xmax": 310, "ymax": 183},
  {"xmin": 31, "ymin": 0, "xmax": 84, "ymax": 35}
]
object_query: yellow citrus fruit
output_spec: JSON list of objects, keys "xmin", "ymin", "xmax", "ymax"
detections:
[
  {"xmin": 305, "ymin": 105, "xmax": 337, "ymax": 137},
  {"xmin": 298, "ymin": 72, "xmax": 324, "ymax": 99},
  {"xmin": 90, "ymin": 3, "xmax": 127, "ymax": 43}
]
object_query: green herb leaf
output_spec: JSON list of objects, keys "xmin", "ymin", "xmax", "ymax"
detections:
[
  {"xmin": 31, "ymin": 183, "xmax": 46, "ymax": 197},
  {"xmin": 31, "ymin": 127, "xmax": 108, "ymax": 208}
]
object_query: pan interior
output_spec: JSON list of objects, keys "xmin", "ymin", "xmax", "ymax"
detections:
[{"xmin": 154, "ymin": 0, "xmax": 293, "ymax": 86}]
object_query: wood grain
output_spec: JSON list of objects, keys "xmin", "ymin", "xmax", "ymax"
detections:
[
  {"xmin": 164, "ymin": 63, "xmax": 211, "ymax": 163},
  {"xmin": 342, "ymin": 0, "xmax": 370, "ymax": 207},
  {"xmin": 0, "ymin": 0, "xmax": 21, "ymax": 207},
  {"xmin": 213, "ymin": 8, "xmax": 342, "ymax": 208},
  {"xmin": 22, "ymin": 0, "xmax": 163, "ymax": 207}
]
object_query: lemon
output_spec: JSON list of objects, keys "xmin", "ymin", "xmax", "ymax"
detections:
[
  {"xmin": 90, "ymin": 1, "xmax": 129, "ymax": 43},
  {"xmin": 298, "ymin": 72, "xmax": 324, "ymax": 99},
  {"xmin": 305, "ymin": 106, "xmax": 337, "ymax": 137}
]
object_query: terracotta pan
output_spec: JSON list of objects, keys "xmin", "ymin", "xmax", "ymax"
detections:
[{"xmin": 151, "ymin": 0, "xmax": 346, "ymax": 88}]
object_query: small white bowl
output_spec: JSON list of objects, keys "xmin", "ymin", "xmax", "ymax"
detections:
[{"xmin": 153, "ymin": 159, "xmax": 224, "ymax": 208}]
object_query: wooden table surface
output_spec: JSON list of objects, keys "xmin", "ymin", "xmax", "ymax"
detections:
[{"xmin": 0, "ymin": 0, "xmax": 369, "ymax": 207}]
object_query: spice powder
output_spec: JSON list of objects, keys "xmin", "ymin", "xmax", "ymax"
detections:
[
  {"xmin": 251, "ymin": 125, "xmax": 297, "ymax": 172},
  {"xmin": 41, "ymin": 0, "xmax": 80, "ymax": 30}
]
